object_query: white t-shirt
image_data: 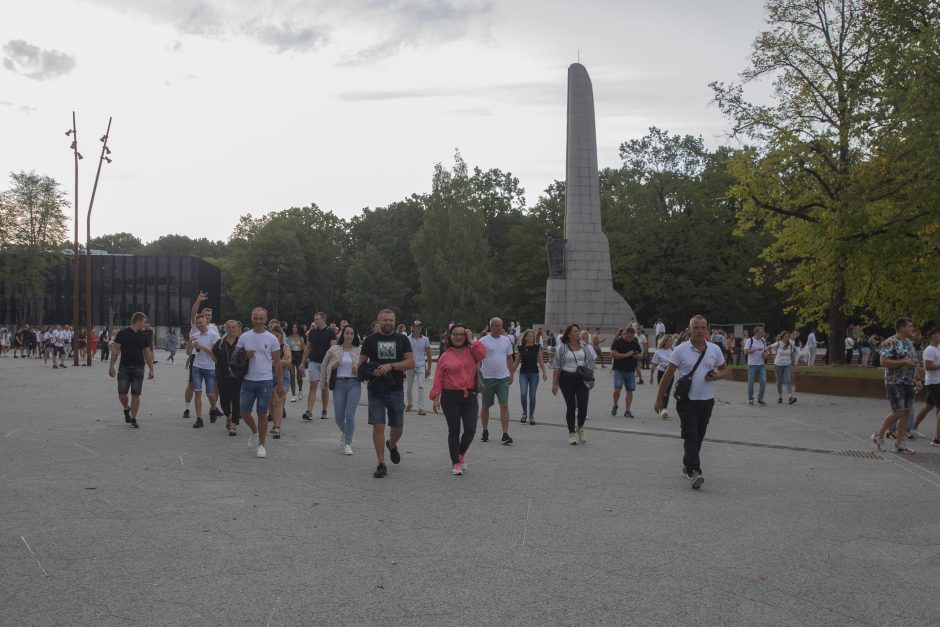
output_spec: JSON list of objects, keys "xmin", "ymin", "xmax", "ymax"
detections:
[
  {"xmin": 745, "ymin": 338, "xmax": 766, "ymax": 366},
  {"xmin": 408, "ymin": 334, "xmax": 430, "ymax": 368},
  {"xmin": 480, "ymin": 334, "xmax": 514, "ymax": 379},
  {"xmin": 655, "ymin": 322, "xmax": 665, "ymax": 335},
  {"xmin": 560, "ymin": 348, "xmax": 586, "ymax": 373},
  {"xmin": 237, "ymin": 330, "xmax": 280, "ymax": 382},
  {"xmin": 52, "ymin": 329, "xmax": 65, "ymax": 347},
  {"xmin": 650, "ymin": 347, "xmax": 673, "ymax": 372},
  {"xmin": 845, "ymin": 337, "xmax": 854, "ymax": 350},
  {"xmin": 924, "ymin": 345, "xmax": 940, "ymax": 386},
  {"xmin": 772, "ymin": 341, "xmax": 794, "ymax": 366},
  {"xmin": 337, "ymin": 350, "xmax": 355, "ymax": 378},
  {"xmin": 806, "ymin": 332, "xmax": 817, "ymax": 348},
  {"xmin": 192, "ymin": 329, "xmax": 218, "ymax": 370},
  {"xmin": 668, "ymin": 341, "xmax": 725, "ymax": 401}
]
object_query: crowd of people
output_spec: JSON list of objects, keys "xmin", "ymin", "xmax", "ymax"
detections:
[{"xmin": 4, "ymin": 300, "xmax": 938, "ymax": 488}]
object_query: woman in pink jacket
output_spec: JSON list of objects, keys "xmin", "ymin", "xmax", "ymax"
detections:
[{"xmin": 430, "ymin": 323, "xmax": 487, "ymax": 476}]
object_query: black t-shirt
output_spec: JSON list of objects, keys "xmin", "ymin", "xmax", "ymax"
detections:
[
  {"xmin": 360, "ymin": 332, "xmax": 413, "ymax": 390},
  {"xmin": 306, "ymin": 326, "xmax": 336, "ymax": 363},
  {"xmin": 519, "ymin": 344, "xmax": 541, "ymax": 374},
  {"xmin": 610, "ymin": 337, "xmax": 641, "ymax": 372},
  {"xmin": 115, "ymin": 327, "xmax": 150, "ymax": 368}
]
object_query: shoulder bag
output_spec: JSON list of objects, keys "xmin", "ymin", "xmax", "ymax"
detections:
[{"xmin": 673, "ymin": 346, "xmax": 708, "ymax": 402}]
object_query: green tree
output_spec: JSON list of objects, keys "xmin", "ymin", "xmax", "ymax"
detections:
[
  {"xmin": 89, "ymin": 232, "xmax": 143, "ymax": 254},
  {"xmin": 711, "ymin": 0, "xmax": 939, "ymax": 358},
  {"xmin": 144, "ymin": 234, "xmax": 226, "ymax": 258},
  {"xmin": 0, "ymin": 171, "xmax": 69, "ymax": 322}
]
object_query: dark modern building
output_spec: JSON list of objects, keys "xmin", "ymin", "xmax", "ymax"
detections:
[{"xmin": 0, "ymin": 253, "xmax": 221, "ymax": 328}]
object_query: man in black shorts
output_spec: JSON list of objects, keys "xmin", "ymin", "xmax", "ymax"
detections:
[{"xmin": 109, "ymin": 312, "xmax": 155, "ymax": 428}]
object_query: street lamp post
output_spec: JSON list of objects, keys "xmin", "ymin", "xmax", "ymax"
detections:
[
  {"xmin": 85, "ymin": 118, "xmax": 112, "ymax": 366},
  {"xmin": 66, "ymin": 112, "xmax": 82, "ymax": 366}
]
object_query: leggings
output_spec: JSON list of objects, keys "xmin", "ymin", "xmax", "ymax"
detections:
[
  {"xmin": 558, "ymin": 370, "xmax": 589, "ymax": 433},
  {"xmin": 440, "ymin": 389, "xmax": 478, "ymax": 464},
  {"xmin": 656, "ymin": 369, "xmax": 673, "ymax": 409},
  {"xmin": 519, "ymin": 372, "xmax": 539, "ymax": 417},
  {"xmin": 218, "ymin": 375, "xmax": 243, "ymax": 423}
]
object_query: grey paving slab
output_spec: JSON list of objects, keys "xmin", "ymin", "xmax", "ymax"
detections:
[{"xmin": 1, "ymin": 352, "xmax": 939, "ymax": 626}]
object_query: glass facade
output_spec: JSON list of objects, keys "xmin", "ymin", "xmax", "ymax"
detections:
[{"xmin": 0, "ymin": 254, "xmax": 221, "ymax": 327}]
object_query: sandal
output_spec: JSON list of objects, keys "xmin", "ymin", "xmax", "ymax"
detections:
[
  {"xmin": 894, "ymin": 445, "xmax": 915, "ymax": 455},
  {"xmin": 228, "ymin": 429, "xmax": 237, "ymax": 437},
  {"xmin": 520, "ymin": 415, "xmax": 527, "ymax": 424},
  {"xmin": 528, "ymin": 417, "xmax": 535, "ymax": 425},
  {"xmin": 272, "ymin": 427, "xmax": 281, "ymax": 439}
]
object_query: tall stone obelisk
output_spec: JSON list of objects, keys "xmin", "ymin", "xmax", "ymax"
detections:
[{"xmin": 544, "ymin": 63, "xmax": 634, "ymax": 334}]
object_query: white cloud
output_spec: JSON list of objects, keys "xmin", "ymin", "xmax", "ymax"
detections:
[{"xmin": 2, "ymin": 39, "xmax": 76, "ymax": 80}]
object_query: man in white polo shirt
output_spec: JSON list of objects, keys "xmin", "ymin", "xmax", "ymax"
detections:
[
  {"xmin": 404, "ymin": 320, "xmax": 432, "ymax": 415},
  {"xmin": 654, "ymin": 315, "xmax": 727, "ymax": 489}
]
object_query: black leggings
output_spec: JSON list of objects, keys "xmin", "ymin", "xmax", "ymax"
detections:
[
  {"xmin": 657, "ymin": 369, "xmax": 673, "ymax": 409},
  {"xmin": 558, "ymin": 370, "xmax": 589, "ymax": 433},
  {"xmin": 440, "ymin": 389, "xmax": 478, "ymax": 464},
  {"xmin": 218, "ymin": 375, "xmax": 243, "ymax": 424}
]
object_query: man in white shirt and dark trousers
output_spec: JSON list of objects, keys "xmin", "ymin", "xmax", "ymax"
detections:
[
  {"xmin": 405, "ymin": 320, "xmax": 432, "ymax": 415},
  {"xmin": 654, "ymin": 315, "xmax": 727, "ymax": 489}
]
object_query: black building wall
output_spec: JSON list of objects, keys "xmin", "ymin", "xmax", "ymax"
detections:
[{"xmin": 2, "ymin": 254, "xmax": 220, "ymax": 327}]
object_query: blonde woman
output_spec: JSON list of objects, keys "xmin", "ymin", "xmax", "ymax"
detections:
[
  {"xmin": 771, "ymin": 330, "xmax": 798, "ymax": 405},
  {"xmin": 512, "ymin": 329, "xmax": 548, "ymax": 425},
  {"xmin": 269, "ymin": 323, "xmax": 293, "ymax": 439},
  {"xmin": 321, "ymin": 325, "xmax": 362, "ymax": 455},
  {"xmin": 649, "ymin": 334, "xmax": 675, "ymax": 419}
]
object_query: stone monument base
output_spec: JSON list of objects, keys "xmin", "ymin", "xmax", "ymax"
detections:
[{"xmin": 543, "ymin": 277, "xmax": 635, "ymax": 336}]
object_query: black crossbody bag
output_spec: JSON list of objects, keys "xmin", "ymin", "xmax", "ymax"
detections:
[{"xmin": 673, "ymin": 347, "xmax": 707, "ymax": 402}]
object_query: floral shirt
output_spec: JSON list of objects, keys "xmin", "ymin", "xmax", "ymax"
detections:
[{"xmin": 880, "ymin": 335, "xmax": 916, "ymax": 386}]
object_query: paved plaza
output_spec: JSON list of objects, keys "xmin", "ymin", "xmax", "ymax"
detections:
[{"xmin": 2, "ymin": 353, "xmax": 939, "ymax": 625}]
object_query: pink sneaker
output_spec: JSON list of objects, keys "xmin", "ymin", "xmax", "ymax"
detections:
[
  {"xmin": 451, "ymin": 463, "xmax": 463, "ymax": 475},
  {"xmin": 458, "ymin": 454, "xmax": 467, "ymax": 471}
]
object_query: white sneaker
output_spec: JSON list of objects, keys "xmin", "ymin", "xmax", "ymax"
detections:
[
  {"xmin": 247, "ymin": 432, "xmax": 258, "ymax": 449},
  {"xmin": 451, "ymin": 463, "xmax": 463, "ymax": 475},
  {"xmin": 297, "ymin": 392, "xmax": 303, "ymax": 400},
  {"xmin": 660, "ymin": 409, "xmax": 669, "ymax": 419},
  {"xmin": 290, "ymin": 395, "xmax": 297, "ymax": 402},
  {"xmin": 910, "ymin": 429, "xmax": 926, "ymax": 439},
  {"xmin": 344, "ymin": 444, "xmax": 353, "ymax": 456},
  {"xmin": 256, "ymin": 445, "xmax": 267, "ymax": 458}
]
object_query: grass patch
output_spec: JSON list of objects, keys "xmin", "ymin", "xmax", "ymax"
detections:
[{"xmin": 727, "ymin": 364, "xmax": 885, "ymax": 380}]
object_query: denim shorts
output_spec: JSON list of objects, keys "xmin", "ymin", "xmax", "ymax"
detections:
[
  {"xmin": 240, "ymin": 378, "xmax": 274, "ymax": 414},
  {"xmin": 272, "ymin": 369, "xmax": 290, "ymax": 389},
  {"xmin": 613, "ymin": 369, "xmax": 636, "ymax": 392},
  {"xmin": 307, "ymin": 361, "xmax": 322, "ymax": 382},
  {"xmin": 192, "ymin": 366, "xmax": 216, "ymax": 393},
  {"xmin": 367, "ymin": 389, "xmax": 404, "ymax": 428},
  {"xmin": 886, "ymin": 383, "xmax": 915, "ymax": 412},
  {"xmin": 117, "ymin": 366, "xmax": 145, "ymax": 396}
]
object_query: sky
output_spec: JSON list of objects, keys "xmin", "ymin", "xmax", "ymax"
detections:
[{"xmin": 0, "ymin": 0, "xmax": 772, "ymax": 243}]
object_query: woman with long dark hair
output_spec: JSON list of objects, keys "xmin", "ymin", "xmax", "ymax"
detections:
[
  {"xmin": 322, "ymin": 324, "xmax": 362, "ymax": 455},
  {"xmin": 513, "ymin": 329, "xmax": 547, "ymax": 425},
  {"xmin": 551, "ymin": 324, "xmax": 596, "ymax": 445},
  {"xmin": 430, "ymin": 323, "xmax": 486, "ymax": 475},
  {"xmin": 287, "ymin": 323, "xmax": 306, "ymax": 402}
]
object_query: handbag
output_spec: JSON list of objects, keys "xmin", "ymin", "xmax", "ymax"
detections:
[
  {"xmin": 228, "ymin": 346, "xmax": 249, "ymax": 379},
  {"xmin": 328, "ymin": 368, "xmax": 337, "ymax": 391},
  {"xmin": 573, "ymin": 346, "xmax": 594, "ymax": 382},
  {"xmin": 673, "ymin": 346, "xmax": 707, "ymax": 402}
]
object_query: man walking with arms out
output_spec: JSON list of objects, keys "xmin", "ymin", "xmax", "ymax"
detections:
[
  {"xmin": 302, "ymin": 312, "xmax": 336, "ymax": 421},
  {"xmin": 359, "ymin": 309, "xmax": 415, "ymax": 478},
  {"xmin": 479, "ymin": 317, "xmax": 515, "ymax": 445},
  {"xmin": 871, "ymin": 317, "xmax": 919, "ymax": 455},
  {"xmin": 237, "ymin": 307, "xmax": 284, "ymax": 459},
  {"xmin": 109, "ymin": 312, "xmax": 155, "ymax": 428},
  {"xmin": 654, "ymin": 315, "xmax": 727, "ymax": 489},
  {"xmin": 404, "ymin": 320, "xmax": 432, "ymax": 415}
]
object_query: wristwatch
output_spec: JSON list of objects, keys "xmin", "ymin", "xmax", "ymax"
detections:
[{"xmin": 390, "ymin": 363, "xmax": 395, "ymax": 371}]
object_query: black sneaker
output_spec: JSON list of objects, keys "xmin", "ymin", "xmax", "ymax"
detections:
[
  {"xmin": 183, "ymin": 409, "xmax": 190, "ymax": 419},
  {"xmin": 690, "ymin": 472, "xmax": 704, "ymax": 490},
  {"xmin": 302, "ymin": 410, "xmax": 313, "ymax": 421},
  {"xmin": 193, "ymin": 417, "xmax": 204, "ymax": 428},
  {"xmin": 130, "ymin": 418, "xmax": 139, "ymax": 428},
  {"xmin": 386, "ymin": 440, "xmax": 401, "ymax": 464},
  {"xmin": 373, "ymin": 464, "xmax": 388, "ymax": 478},
  {"xmin": 123, "ymin": 408, "xmax": 131, "ymax": 423},
  {"xmin": 320, "ymin": 410, "xmax": 328, "ymax": 420},
  {"xmin": 59, "ymin": 364, "xmax": 67, "ymax": 368},
  {"xmin": 52, "ymin": 364, "xmax": 58, "ymax": 369},
  {"xmin": 611, "ymin": 405, "xmax": 618, "ymax": 416},
  {"xmin": 623, "ymin": 410, "xmax": 634, "ymax": 418},
  {"xmin": 480, "ymin": 430, "xmax": 489, "ymax": 442},
  {"xmin": 757, "ymin": 400, "xmax": 767, "ymax": 406},
  {"xmin": 501, "ymin": 433, "xmax": 513, "ymax": 446}
]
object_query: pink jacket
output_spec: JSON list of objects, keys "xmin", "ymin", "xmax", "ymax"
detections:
[{"xmin": 430, "ymin": 341, "xmax": 487, "ymax": 399}]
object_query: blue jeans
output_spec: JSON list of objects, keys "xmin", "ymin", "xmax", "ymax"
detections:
[
  {"xmin": 519, "ymin": 372, "xmax": 539, "ymax": 417},
  {"xmin": 747, "ymin": 365, "xmax": 766, "ymax": 401},
  {"xmin": 333, "ymin": 378, "xmax": 361, "ymax": 444}
]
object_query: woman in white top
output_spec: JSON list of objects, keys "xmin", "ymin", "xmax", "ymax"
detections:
[
  {"xmin": 551, "ymin": 324, "xmax": 596, "ymax": 445},
  {"xmin": 648, "ymin": 334, "xmax": 675, "ymax": 419},
  {"xmin": 322, "ymin": 325, "xmax": 361, "ymax": 455},
  {"xmin": 771, "ymin": 331, "xmax": 798, "ymax": 404}
]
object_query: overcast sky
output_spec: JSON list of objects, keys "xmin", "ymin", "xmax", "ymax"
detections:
[{"xmin": 0, "ymin": 0, "xmax": 771, "ymax": 243}]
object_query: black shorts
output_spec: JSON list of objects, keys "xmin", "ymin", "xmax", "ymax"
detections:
[
  {"xmin": 291, "ymin": 350, "xmax": 303, "ymax": 367},
  {"xmin": 118, "ymin": 366, "xmax": 145, "ymax": 396},
  {"xmin": 926, "ymin": 383, "xmax": 940, "ymax": 408}
]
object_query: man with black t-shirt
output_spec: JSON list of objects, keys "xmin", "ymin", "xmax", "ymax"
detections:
[
  {"xmin": 359, "ymin": 308, "xmax": 415, "ymax": 478},
  {"xmin": 109, "ymin": 312, "xmax": 155, "ymax": 428},
  {"xmin": 610, "ymin": 327, "xmax": 642, "ymax": 418},
  {"xmin": 302, "ymin": 312, "xmax": 337, "ymax": 420}
]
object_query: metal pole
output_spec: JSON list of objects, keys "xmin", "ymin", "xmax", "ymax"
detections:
[
  {"xmin": 71, "ymin": 111, "xmax": 80, "ymax": 366},
  {"xmin": 85, "ymin": 117, "xmax": 112, "ymax": 366}
]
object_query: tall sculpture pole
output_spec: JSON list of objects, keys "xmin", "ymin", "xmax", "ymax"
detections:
[
  {"xmin": 85, "ymin": 117, "xmax": 112, "ymax": 365},
  {"xmin": 66, "ymin": 112, "xmax": 82, "ymax": 366}
]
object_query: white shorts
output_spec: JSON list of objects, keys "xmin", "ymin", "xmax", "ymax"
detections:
[{"xmin": 306, "ymin": 362, "xmax": 322, "ymax": 382}]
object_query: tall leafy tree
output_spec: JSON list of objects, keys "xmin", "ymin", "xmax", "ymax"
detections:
[{"xmin": 89, "ymin": 232, "xmax": 143, "ymax": 254}]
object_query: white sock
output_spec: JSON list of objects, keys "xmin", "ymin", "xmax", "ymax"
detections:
[{"xmin": 185, "ymin": 403, "xmax": 191, "ymax": 410}]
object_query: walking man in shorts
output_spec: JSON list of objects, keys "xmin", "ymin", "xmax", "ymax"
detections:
[
  {"xmin": 237, "ymin": 307, "xmax": 284, "ymax": 459},
  {"xmin": 190, "ymin": 314, "xmax": 219, "ymax": 429},
  {"xmin": 610, "ymin": 327, "xmax": 642, "ymax": 417},
  {"xmin": 359, "ymin": 309, "xmax": 414, "ymax": 478},
  {"xmin": 108, "ymin": 312, "xmax": 155, "ymax": 428},
  {"xmin": 302, "ymin": 312, "xmax": 336, "ymax": 420},
  {"xmin": 871, "ymin": 317, "xmax": 919, "ymax": 454},
  {"xmin": 479, "ymin": 317, "xmax": 515, "ymax": 445}
]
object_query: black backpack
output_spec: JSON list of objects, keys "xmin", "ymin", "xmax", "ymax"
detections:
[{"xmin": 228, "ymin": 347, "xmax": 249, "ymax": 379}]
